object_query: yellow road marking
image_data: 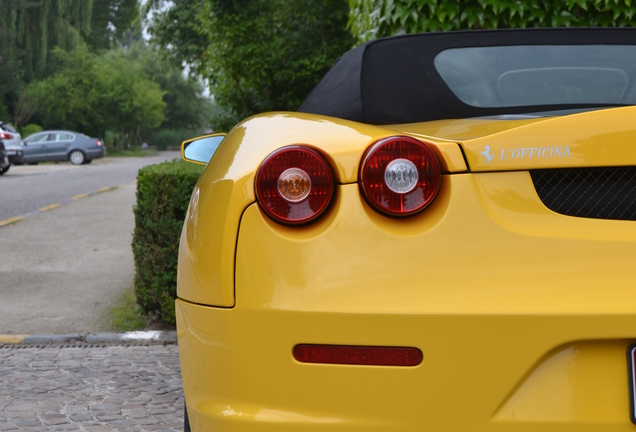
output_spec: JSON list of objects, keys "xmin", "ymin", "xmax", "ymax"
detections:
[
  {"xmin": 0, "ymin": 334, "xmax": 27, "ymax": 344},
  {"xmin": 39, "ymin": 203, "xmax": 61, "ymax": 212},
  {"xmin": 3, "ymin": 186, "xmax": 117, "ymax": 226},
  {"xmin": 0, "ymin": 216, "xmax": 25, "ymax": 227}
]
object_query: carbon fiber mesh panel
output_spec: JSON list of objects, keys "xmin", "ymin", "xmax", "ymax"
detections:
[{"xmin": 531, "ymin": 167, "xmax": 636, "ymax": 220}]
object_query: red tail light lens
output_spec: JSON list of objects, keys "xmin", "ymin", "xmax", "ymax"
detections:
[
  {"xmin": 0, "ymin": 132, "xmax": 14, "ymax": 140},
  {"xmin": 293, "ymin": 344, "xmax": 422, "ymax": 366},
  {"xmin": 360, "ymin": 136, "xmax": 441, "ymax": 217},
  {"xmin": 256, "ymin": 146, "xmax": 334, "ymax": 225}
]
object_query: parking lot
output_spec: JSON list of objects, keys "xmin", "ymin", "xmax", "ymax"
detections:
[
  {"xmin": 0, "ymin": 342, "xmax": 183, "ymax": 431},
  {"xmin": 0, "ymin": 154, "xmax": 186, "ymax": 430}
]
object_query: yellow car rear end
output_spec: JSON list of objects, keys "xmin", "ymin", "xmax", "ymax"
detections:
[{"xmin": 177, "ymin": 106, "xmax": 636, "ymax": 431}]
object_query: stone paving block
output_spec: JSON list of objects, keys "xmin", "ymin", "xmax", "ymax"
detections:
[{"xmin": 0, "ymin": 344, "xmax": 184, "ymax": 431}]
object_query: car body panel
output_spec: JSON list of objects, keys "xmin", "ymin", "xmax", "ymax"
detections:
[
  {"xmin": 234, "ymin": 181, "xmax": 635, "ymax": 315},
  {"xmin": 177, "ymin": 304, "xmax": 633, "ymax": 430},
  {"xmin": 461, "ymin": 106, "xmax": 636, "ymax": 172},
  {"xmin": 46, "ymin": 132, "xmax": 75, "ymax": 159},
  {"xmin": 22, "ymin": 133, "xmax": 50, "ymax": 162},
  {"xmin": 177, "ymin": 113, "xmax": 467, "ymax": 307},
  {"xmin": 178, "ymin": 107, "xmax": 634, "ymax": 308},
  {"xmin": 4, "ymin": 147, "xmax": 24, "ymax": 164},
  {"xmin": 386, "ymin": 106, "xmax": 636, "ymax": 172}
]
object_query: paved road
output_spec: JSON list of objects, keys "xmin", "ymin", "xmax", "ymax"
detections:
[
  {"xmin": 0, "ymin": 152, "xmax": 181, "ymax": 335},
  {"xmin": 0, "ymin": 342, "xmax": 184, "ymax": 431},
  {"xmin": 0, "ymin": 153, "xmax": 181, "ymax": 222}
]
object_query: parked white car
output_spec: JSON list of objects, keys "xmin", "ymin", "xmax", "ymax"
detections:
[{"xmin": 0, "ymin": 122, "xmax": 24, "ymax": 174}]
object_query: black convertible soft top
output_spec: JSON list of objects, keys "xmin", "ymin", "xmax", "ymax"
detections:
[{"xmin": 298, "ymin": 28, "xmax": 636, "ymax": 124}]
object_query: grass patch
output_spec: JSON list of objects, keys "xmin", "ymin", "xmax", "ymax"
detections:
[
  {"xmin": 106, "ymin": 149, "xmax": 159, "ymax": 158},
  {"xmin": 109, "ymin": 285, "xmax": 176, "ymax": 331},
  {"xmin": 109, "ymin": 287, "xmax": 148, "ymax": 331}
]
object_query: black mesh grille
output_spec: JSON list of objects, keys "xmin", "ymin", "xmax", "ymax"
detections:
[{"xmin": 531, "ymin": 167, "xmax": 636, "ymax": 220}]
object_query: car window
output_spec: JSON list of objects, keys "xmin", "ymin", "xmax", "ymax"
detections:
[
  {"xmin": 26, "ymin": 134, "xmax": 50, "ymax": 143},
  {"xmin": 0, "ymin": 123, "xmax": 17, "ymax": 133},
  {"xmin": 434, "ymin": 45, "xmax": 636, "ymax": 108},
  {"xmin": 53, "ymin": 133, "xmax": 74, "ymax": 141}
]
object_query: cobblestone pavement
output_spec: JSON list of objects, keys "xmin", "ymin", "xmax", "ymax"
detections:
[{"xmin": 0, "ymin": 343, "xmax": 183, "ymax": 431}]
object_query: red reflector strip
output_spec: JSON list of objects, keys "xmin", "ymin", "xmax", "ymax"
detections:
[{"xmin": 293, "ymin": 344, "xmax": 422, "ymax": 366}]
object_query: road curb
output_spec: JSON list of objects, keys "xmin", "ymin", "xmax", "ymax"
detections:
[{"xmin": 0, "ymin": 330, "xmax": 177, "ymax": 345}]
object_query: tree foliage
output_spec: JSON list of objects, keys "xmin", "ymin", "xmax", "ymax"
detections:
[
  {"xmin": 0, "ymin": 0, "xmax": 142, "ymax": 122},
  {"xmin": 28, "ymin": 46, "xmax": 166, "ymax": 144},
  {"xmin": 3, "ymin": 0, "xmax": 93, "ymax": 82},
  {"xmin": 99, "ymin": 49, "xmax": 167, "ymax": 145},
  {"xmin": 145, "ymin": 0, "xmax": 353, "ymax": 131},
  {"xmin": 1, "ymin": 1, "xmax": 208, "ymax": 145},
  {"xmin": 85, "ymin": 0, "xmax": 142, "ymax": 51},
  {"xmin": 348, "ymin": 0, "xmax": 636, "ymax": 44},
  {"xmin": 28, "ymin": 46, "xmax": 103, "ymax": 133},
  {"xmin": 123, "ymin": 43, "xmax": 210, "ymax": 131}
]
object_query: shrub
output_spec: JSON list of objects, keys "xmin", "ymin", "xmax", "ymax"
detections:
[
  {"xmin": 132, "ymin": 159, "xmax": 204, "ymax": 323},
  {"xmin": 20, "ymin": 123, "xmax": 43, "ymax": 138},
  {"xmin": 147, "ymin": 128, "xmax": 202, "ymax": 150}
]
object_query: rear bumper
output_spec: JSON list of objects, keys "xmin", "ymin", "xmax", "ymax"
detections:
[
  {"xmin": 84, "ymin": 148, "xmax": 105, "ymax": 159},
  {"xmin": 177, "ymin": 300, "xmax": 635, "ymax": 431},
  {"xmin": 7, "ymin": 152, "xmax": 24, "ymax": 164}
]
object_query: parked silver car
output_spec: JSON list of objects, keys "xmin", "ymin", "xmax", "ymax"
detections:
[
  {"xmin": 22, "ymin": 130, "xmax": 106, "ymax": 165},
  {"xmin": 0, "ymin": 122, "xmax": 24, "ymax": 173}
]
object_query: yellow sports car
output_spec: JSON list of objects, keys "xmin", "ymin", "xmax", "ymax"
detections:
[{"xmin": 177, "ymin": 28, "xmax": 636, "ymax": 431}]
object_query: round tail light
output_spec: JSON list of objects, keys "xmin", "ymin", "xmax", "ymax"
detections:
[
  {"xmin": 360, "ymin": 136, "xmax": 441, "ymax": 216},
  {"xmin": 256, "ymin": 146, "xmax": 334, "ymax": 225}
]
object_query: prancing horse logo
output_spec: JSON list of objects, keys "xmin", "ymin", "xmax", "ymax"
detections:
[{"xmin": 480, "ymin": 146, "xmax": 494, "ymax": 164}]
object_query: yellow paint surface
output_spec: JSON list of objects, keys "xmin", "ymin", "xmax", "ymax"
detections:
[{"xmin": 178, "ymin": 109, "xmax": 636, "ymax": 430}]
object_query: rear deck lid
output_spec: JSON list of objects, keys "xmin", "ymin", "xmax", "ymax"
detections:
[
  {"xmin": 387, "ymin": 106, "xmax": 636, "ymax": 171},
  {"xmin": 461, "ymin": 106, "xmax": 636, "ymax": 171}
]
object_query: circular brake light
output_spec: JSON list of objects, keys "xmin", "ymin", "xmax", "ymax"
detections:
[
  {"xmin": 256, "ymin": 146, "xmax": 334, "ymax": 225},
  {"xmin": 360, "ymin": 136, "xmax": 441, "ymax": 216}
]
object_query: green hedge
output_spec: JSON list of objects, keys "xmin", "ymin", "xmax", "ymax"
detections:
[
  {"xmin": 132, "ymin": 159, "xmax": 205, "ymax": 323},
  {"xmin": 348, "ymin": 0, "xmax": 636, "ymax": 44}
]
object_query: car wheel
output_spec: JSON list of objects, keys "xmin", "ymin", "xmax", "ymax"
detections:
[
  {"xmin": 184, "ymin": 403, "xmax": 191, "ymax": 432},
  {"xmin": 13, "ymin": 159, "xmax": 24, "ymax": 166},
  {"xmin": 69, "ymin": 150, "xmax": 86, "ymax": 165},
  {"xmin": 0, "ymin": 165, "xmax": 9, "ymax": 175}
]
